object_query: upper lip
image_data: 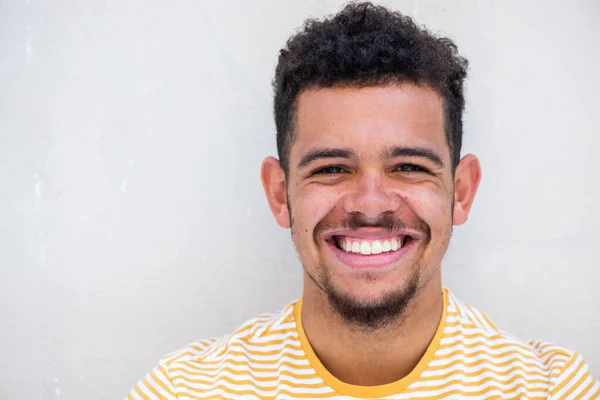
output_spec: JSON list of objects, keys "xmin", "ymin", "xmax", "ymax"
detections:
[{"xmin": 323, "ymin": 228, "xmax": 423, "ymax": 241}]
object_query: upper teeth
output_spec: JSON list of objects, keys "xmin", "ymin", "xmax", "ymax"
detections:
[{"xmin": 337, "ymin": 237, "xmax": 403, "ymax": 255}]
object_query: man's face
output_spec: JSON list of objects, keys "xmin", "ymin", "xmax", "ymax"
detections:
[{"xmin": 262, "ymin": 83, "xmax": 479, "ymax": 325}]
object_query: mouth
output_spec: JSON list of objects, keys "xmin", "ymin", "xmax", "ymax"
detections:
[
  {"xmin": 325, "ymin": 234, "xmax": 418, "ymax": 269},
  {"xmin": 330, "ymin": 235, "xmax": 414, "ymax": 255}
]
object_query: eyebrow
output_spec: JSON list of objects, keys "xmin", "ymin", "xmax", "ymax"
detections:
[
  {"xmin": 384, "ymin": 146, "xmax": 446, "ymax": 169},
  {"xmin": 297, "ymin": 148, "xmax": 356, "ymax": 169}
]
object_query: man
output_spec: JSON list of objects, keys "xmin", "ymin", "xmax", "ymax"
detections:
[{"xmin": 128, "ymin": 2, "xmax": 599, "ymax": 399}]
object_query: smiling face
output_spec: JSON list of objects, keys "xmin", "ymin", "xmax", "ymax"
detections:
[{"xmin": 262, "ymin": 83, "xmax": 480, "ymax": 328}]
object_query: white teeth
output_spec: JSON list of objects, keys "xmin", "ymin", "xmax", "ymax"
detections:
[
  {"xmin": 371, "ymin": 240, "xmax": 383, "ymax": 254},
  {"xmin": 360, "ymin": 241, "xmax": 371, "ymax": 255},
  {"xmin": 382, "ymin": 240, "xmax": 391, "ymax": 252},
  {"xmin": 336, "ymin": 236, "xmax": 407, "ymax": 255}
]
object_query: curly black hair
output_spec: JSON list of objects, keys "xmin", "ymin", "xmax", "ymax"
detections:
[{"xmin": 273, "ymin": 1, "xmax": 468, "ymax": 173}]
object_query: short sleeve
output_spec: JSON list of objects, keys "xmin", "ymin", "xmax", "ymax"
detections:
[
  {"xmin": 126, "ymin": 360, "xmax": 178, "ymax": 400},
  {"xmin": 548, "ymin": 351, "xmax": 600, "ymax": 399}
]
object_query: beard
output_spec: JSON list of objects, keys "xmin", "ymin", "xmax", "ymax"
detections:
[{"xmin": 314, "ymin": 266, "xmax": 420, "ymax": 330}]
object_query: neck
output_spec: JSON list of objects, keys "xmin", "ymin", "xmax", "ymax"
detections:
[{"xmin": 300, "ymin": 274, "xmax": 444, "ymax": 386}]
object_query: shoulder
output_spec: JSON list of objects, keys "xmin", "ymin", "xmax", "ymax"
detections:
[
  {"xmin": 126, "ymin": 302, "xmax": 300, "ymax": 399},
  {"xmin": 441, "ymin": 290, "xmax": 551, "ymax": 374},
  {"xmin": 528, "ymin": 340, "xmax": 600, "ymax": 399},
  {"xmin": 442, "ymin": 290, "xmax": 600, "ymax": 398},
  {"xmin": 445, "ymin": 290, "xmax": 561, "ymax": 362},
  {"xmin": 162, "ymin": 300, "xmax": 299, "ymax": 369}
]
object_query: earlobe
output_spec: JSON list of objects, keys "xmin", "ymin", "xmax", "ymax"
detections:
[
  {"xmin": 452, "ymin": 154, "xmax": 481, "ymax": 226},
  {"xmin": 261, "ymin": 157, "xmax": 291, "ymax": 228}
]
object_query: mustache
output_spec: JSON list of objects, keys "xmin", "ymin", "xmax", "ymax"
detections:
[{"xmin": 314, "ymin": 212, "xmax": 430, "ymax": 241}]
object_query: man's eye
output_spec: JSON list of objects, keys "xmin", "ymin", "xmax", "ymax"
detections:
[
  {"xmin": 394, "ymin": 164, "xmax": 428, "ymax": 173},
  {"xmin": 313, "ymin": 166, "xmax": 347, "ymax": 175}
]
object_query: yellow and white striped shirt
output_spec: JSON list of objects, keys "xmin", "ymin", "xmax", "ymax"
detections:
[{"xmin": 128, "ymin": 290, "xmax": 600, "ymax": 399}]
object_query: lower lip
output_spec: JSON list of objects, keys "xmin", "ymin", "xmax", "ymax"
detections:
[{"xmin": 327, "ymin": 239, "xmax": 417, "ymax": 269}]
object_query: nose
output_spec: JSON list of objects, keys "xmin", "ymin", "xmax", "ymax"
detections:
[{"xmin": 342, "ymin": 172, "xmax": 402, "ymax": 219}]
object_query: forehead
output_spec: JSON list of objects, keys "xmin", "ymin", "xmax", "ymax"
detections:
[{"xmin": 292, "ymin": 84, "xmax": 448, "ymax": 162}]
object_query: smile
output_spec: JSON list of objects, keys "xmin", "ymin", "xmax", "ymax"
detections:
[
  {"xmin": 326, "ymin": 234, "xmax": 417, "ymax": 269},
  {"xmin": 333, "ymin": 235, "xmax": 408, "ymax": 255}
]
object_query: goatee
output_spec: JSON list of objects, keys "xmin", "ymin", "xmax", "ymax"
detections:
[{"xmin": 323, "ymin": 274, "xmax": 419, "ymax": 330}]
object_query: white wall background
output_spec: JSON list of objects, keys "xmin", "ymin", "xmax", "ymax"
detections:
[{"xmin": 1, "ymin": 0, "xmax": 598, "ymax": 398}]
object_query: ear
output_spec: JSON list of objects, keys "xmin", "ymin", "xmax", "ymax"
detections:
[
  {"xmin": 453, "ymin": 154, "xmax": 481, "ymax": 226},
  {"xmin": 261, "ymin": 157, "xmax": 291, "ymax": 228}
]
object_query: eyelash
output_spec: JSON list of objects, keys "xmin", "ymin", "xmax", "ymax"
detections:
[
  {"xmin": 393, "ymin": 164, "xmax": 430, "ymax": 173},
  {"xmin": 311, "ymin": 164, "xmax": 430, "ymax": 176},
  {"xmin": 311, "ymin": 165, "xmax": 348, "ymax": 175}
]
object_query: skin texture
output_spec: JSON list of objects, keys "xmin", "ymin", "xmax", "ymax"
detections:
[{"xmin": 261, "ymin": 83, "xmax": 481, "ymax": 386}]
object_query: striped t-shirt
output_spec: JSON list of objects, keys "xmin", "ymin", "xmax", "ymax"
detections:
[{"xmin": 128, "ymin": 289, "xmax": 600, "ymax": 399}]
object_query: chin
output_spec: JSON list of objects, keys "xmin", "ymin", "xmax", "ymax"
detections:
[
  {"xmin": 337, "ymin": 278, "xmax": 414, "ymax": 304},
  {"xmin": 323, "ymin": 275, "xmax": 421, "ymax": 329}
]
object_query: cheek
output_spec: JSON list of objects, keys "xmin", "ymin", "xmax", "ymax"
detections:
[
  {"xmin": 292, "ymin": 186, "xmax": 341, "ymax": 237},
  {"xmin": 401, "ymin": 184, "xmax": 453, "ymax": 229},
  {"xmin": 297, "ymin": 186, "xmax": 339, "ymax": 218},
  {"xmin": 401, "ymin": 185, "xmax": 453, "ymax": 261}
]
